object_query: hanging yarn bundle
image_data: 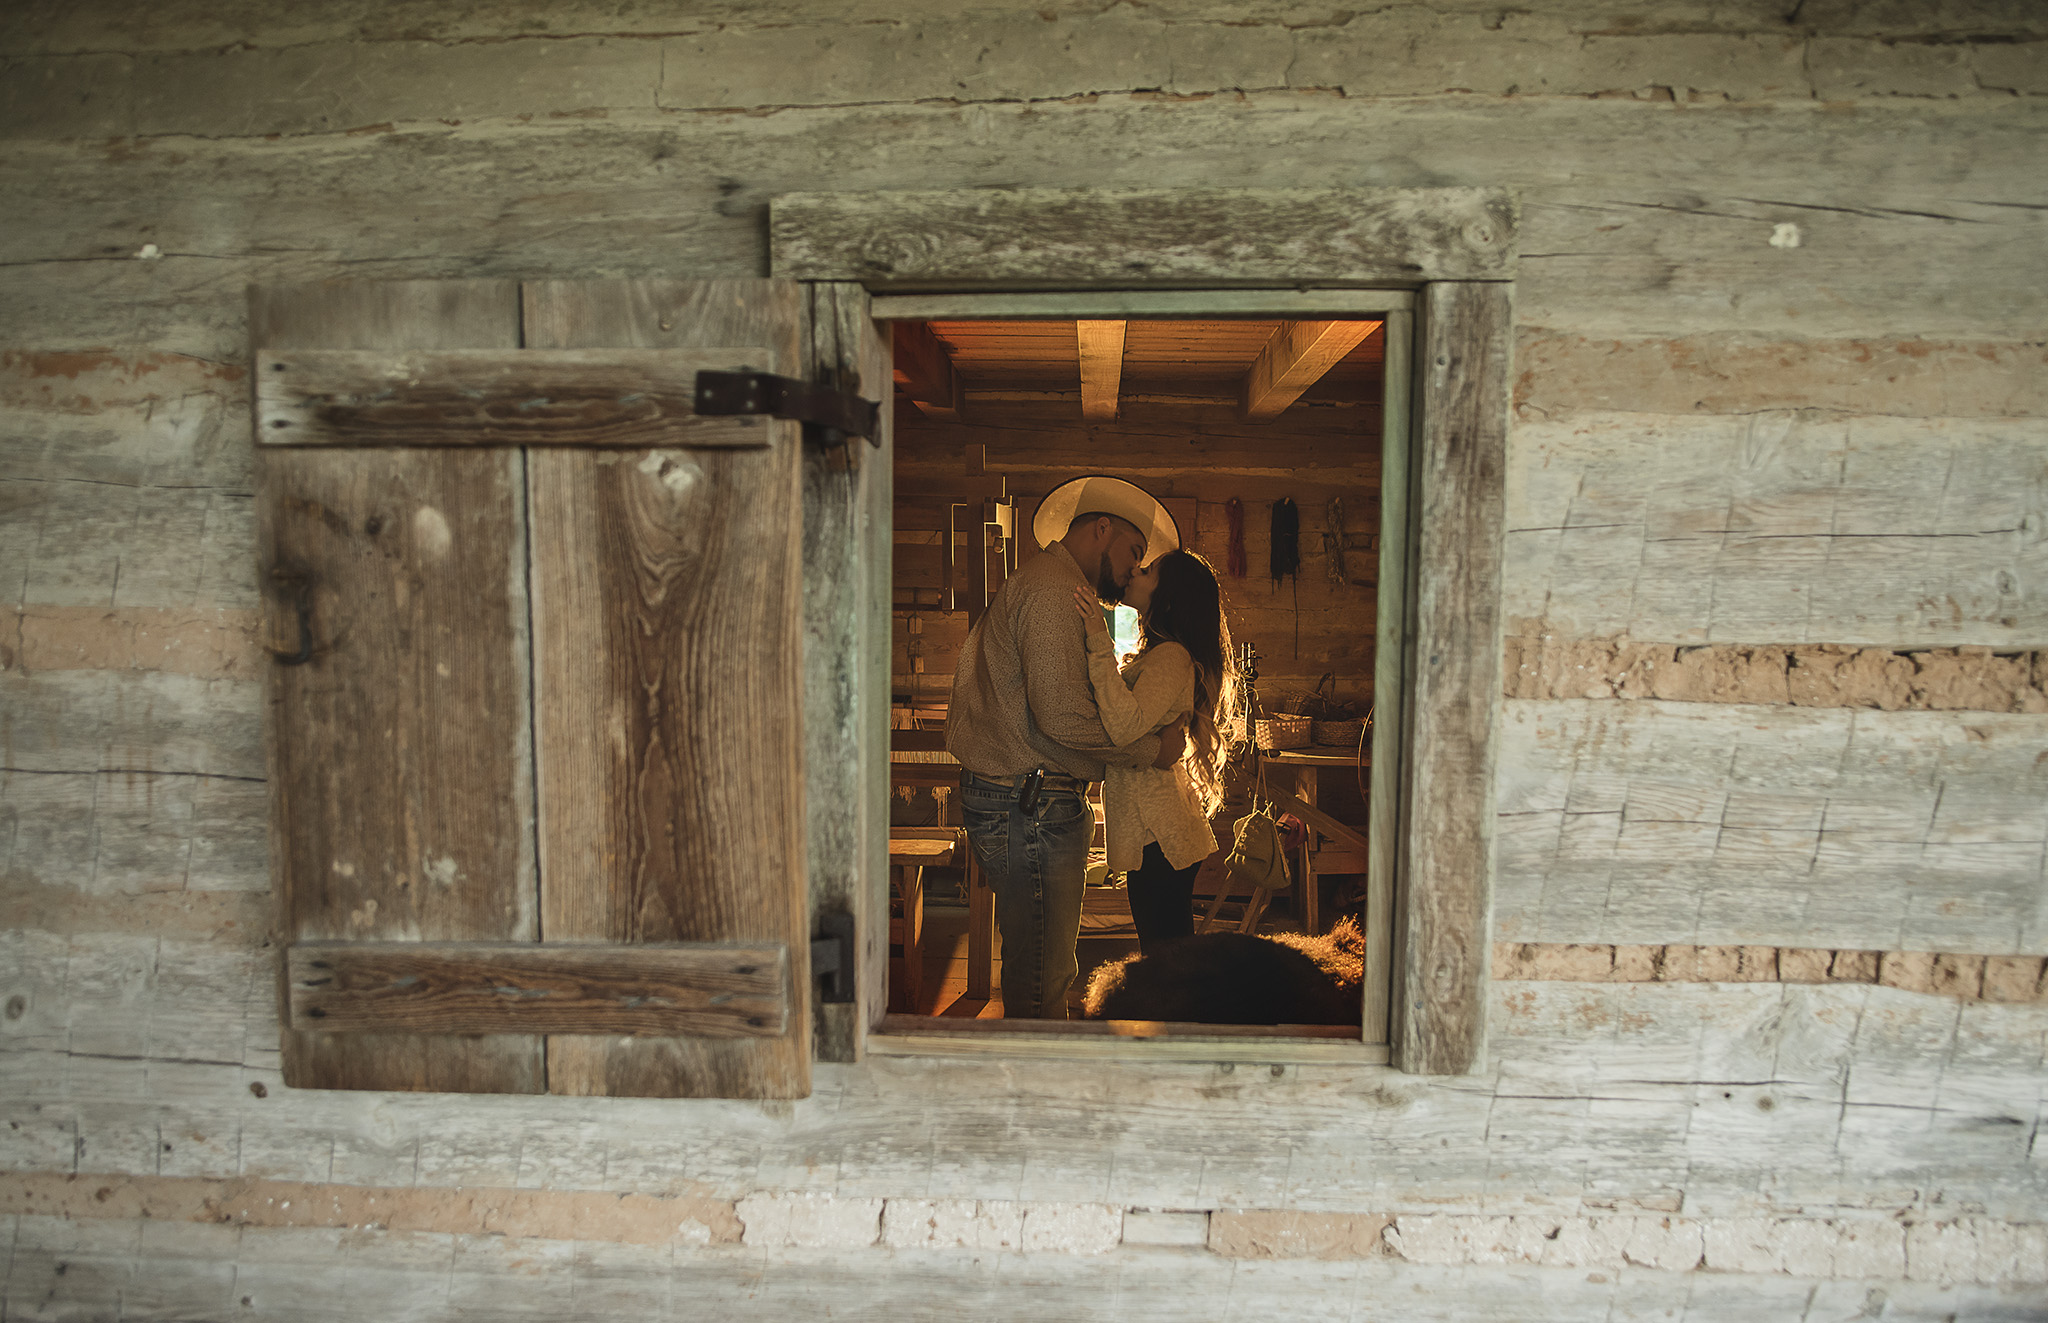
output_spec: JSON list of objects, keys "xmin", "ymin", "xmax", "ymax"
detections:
[
  {"xmin": 1326, "ymin": 496, "xmax": 1348, "ymax": 584},
  {"xmin": 1270, "ymin": 497, "xmax": 1301, "ymax": 657},
  {"xmin": 1224, "ymin": 497, "xmax": 1247, "ymax": 578},
  {"xmin": 1269, "ymin": 498, "xmax": 1300, "ymax": 584}
]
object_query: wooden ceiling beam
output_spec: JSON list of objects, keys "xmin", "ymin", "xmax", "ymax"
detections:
[
  {"xmin": 892, "ymin": 321, "xmax": 962, "ymax": 417},
  {"xmin": 1076, "ymin": 319, "xmax": 1126, "ymax": 421},
  {"xmin": 1240, "ymin": 320, "xmax": 1379, "ymax": 420}
]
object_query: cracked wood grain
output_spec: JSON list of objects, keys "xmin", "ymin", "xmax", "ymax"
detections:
[
  {"xmin": 1494, "ymin": 941, "xmax": 2048, "ymax": 1002},
  {"xmin": 1512, "ymin": 334, "xmax": 2048, "ymax": 420},
  {"xmin": 7, "ymin": 0, "xmax": 2048, "ymax": 59},
  {"xmin": 0, "ymin": 480, "xmax": 256, "ymax": 612},
  {"xmin": 1505, "ymin": 637, "xmax": 2048, "ymax": 713},
  {"xmin": 1495, "ymin": 699, "xmax": 2048, "ymax": 954},
  {"xmin": 1504, "ymin": 412, "xmax": 2048, "ymax": 648}
]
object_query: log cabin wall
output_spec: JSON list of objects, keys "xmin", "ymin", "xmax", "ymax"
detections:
[{"xmin": 2, "ymin": 3, "xmax": 2044, "ymax": 1315}]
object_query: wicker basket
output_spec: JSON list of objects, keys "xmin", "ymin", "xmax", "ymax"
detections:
[
  {"xmin": 1311, "ymin": 718, "xmax": 1367, "ymax": 748},
  {"xmin": 1255, "ymin": 715, "xmax": 1311, "ymax": 750}
]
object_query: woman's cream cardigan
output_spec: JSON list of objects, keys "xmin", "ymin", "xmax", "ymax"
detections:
[{"xmin": 1084, "ymin": 633, "xmax": 1220, "ymax": 871}]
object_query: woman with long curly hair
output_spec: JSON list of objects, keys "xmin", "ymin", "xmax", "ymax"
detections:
[{"xmin": 1072, "ymin": 548, "xmax": 1243, "ymax": 951}]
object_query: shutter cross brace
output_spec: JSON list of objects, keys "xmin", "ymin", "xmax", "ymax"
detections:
[{"xmin": 694, "ymin": 369, "xmax": 881, "ymax": 448}]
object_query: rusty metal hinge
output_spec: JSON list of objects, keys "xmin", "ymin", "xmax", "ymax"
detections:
[
  {"xmin": 694, "ymin": 370, "xmax": 880, "ymax": 449},
  {"xmin": 810, "ymin": 911, "xmax": 856, "ymax": 1004}
]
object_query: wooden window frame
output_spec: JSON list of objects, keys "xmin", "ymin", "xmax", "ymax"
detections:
[{"xmin": 776, "ymin": 188, "xmax": 1513, "ymax": 1076}]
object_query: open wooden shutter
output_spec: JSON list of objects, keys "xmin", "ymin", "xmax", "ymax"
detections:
[{"xmin": 257, "ymin": 279, "xmax": 815, "ymax": 1098}]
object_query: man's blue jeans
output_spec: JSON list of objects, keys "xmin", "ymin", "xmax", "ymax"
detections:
[{"xmin": 960, "ymin": 771, "xmax": 1093, "ymax": 1019}]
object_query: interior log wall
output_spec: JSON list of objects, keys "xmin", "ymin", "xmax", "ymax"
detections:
[
  {"xmin": 894, "ymin": 398, "xmax": 1383, "ymax": 709},
  {"xmin": 2, "ymin": 2, "xmax": 2045, "ymax": 1316}
]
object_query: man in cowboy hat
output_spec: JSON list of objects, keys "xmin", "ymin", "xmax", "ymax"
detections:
[{"xmin": 947, "ymin": 475, "xmax": 1185, "ymax": 1019}]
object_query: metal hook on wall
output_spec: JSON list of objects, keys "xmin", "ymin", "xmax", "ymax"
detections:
[{"xmin": 268, "ymin": 570, "xmax": 315, "ymax": 666}]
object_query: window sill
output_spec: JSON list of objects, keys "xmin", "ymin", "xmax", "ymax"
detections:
[{"xmin": 869, "ymin": 1015, "xmax": 1390, "ymax": 1065}]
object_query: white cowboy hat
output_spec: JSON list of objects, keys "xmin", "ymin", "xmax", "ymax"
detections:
[{"xmin": 1032, "ymin": 474, "xmax": 1179, "ymax": 561}]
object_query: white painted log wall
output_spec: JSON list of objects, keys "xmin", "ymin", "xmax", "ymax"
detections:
[{"xmin": 3, "ymin": 2, "xmax": 2046, "ymax": 1316}]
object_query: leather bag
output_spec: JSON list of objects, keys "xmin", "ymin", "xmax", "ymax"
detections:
[{"xmin": 1224, "ymin": 805, "xmax": 1291, "ymax": 894}]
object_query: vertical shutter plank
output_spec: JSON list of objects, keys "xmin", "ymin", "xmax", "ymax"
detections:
[
  {"xmin": 254, "ymin": 282, "xmax": 541, "ymax": 1093},
  {"xmin": 801, "ymin": 283, "xmax": 892, "ymax": 1062},
  {"xmin": 524, "ymin": 280, "xmax": 810, "ymax": 1099}
]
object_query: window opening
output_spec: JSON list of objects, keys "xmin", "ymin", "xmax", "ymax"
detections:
[
  {"xmin": 885, "ymin": 314, "xmax": 1390, "ymax": 1044},
  {"xmin": 1107, "ymin": 601, "xmax": 1143, "ymax": 659}
]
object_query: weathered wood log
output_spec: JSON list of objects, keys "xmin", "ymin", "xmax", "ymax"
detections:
[
  {"xmin": 1512, "ymin": 333, "xmax": 2048, "ymax": 420},
  {"xmin": 1495, "ymin": 699, "xmax": 2048, "ymax": 954},
  {"xmin": 0, "ymin": 349, "xmax": 253, "ymax": 488},
  {"xmin": 772, "ymin": 186, "xmax": 1518, "ymax": 288},
  {"xmin": 11, "ymin": 926, "xmax": 2048, "ymax": 1223},
  {"xmin": 7, "ymin": 7, "xmax": 2040, "ymax": 125},
  {"xmin": 0, "ymin": 767, "xmax": 266, "ymax": 904},
  {"xmin": 0, "ymin": 480, "xmax": 256, "ymax": 611},
  {"xmin": 4, "ymin": 97, "xmax": 2041, "ymax": 353},
  {"xmin": 1504, "ymin": 412, "xmax": 2048, "ymax": 648},
  {"xmin": 0, "ymin": 668, "xmax": 262, "ymax": 778}
]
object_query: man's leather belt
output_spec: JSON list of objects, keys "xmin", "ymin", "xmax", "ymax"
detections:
[{"xmin": 965, "ymin": 770, "xmax": 1091, "ymax": 792}]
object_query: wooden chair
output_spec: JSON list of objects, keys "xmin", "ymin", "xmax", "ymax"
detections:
[
  {"xmin": 886, "ymin": 727, "xmax": 996, "ymax": 1013},
  {"xmin": 887, "ymin": 827, "xmax": 958, "ymax": 1013},
  {"xmin": 1195, "ymin": 850, "xmax": 1291, "ymax": 935},
  {"xmin": 1195, "ymin": 792, "xmax": 1367, "ymax": 935},
  {"xmin": 962, "ymin": 846, "xmax": 994, "ymax": 1004},
  {"xmin": 1273, "ymin": 791, "xmax": 1367, "ymax": 936}
]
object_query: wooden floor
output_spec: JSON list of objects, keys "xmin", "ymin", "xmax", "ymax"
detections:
[
  {"xmin": 895, "ymin": 898, "xmax": 1326, "ymax": 1020},
  {"xmin": 899, "ymin": 907, "xmax": 1143, "ymax": 1018}
]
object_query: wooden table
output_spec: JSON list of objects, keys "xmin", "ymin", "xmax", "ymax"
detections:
[
  {"xmin": 889, "ymin": 733, "xmax": 995, "ymax": 1014},
  {"xmin": 887, "ymin": 832, "xmax": 961, "ymax": 1014},
  {"xmin": 1259, "ymin": 747, "xmax": 1370, "ymax": 935}
]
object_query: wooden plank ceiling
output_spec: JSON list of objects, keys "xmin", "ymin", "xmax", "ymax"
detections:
[{"xmin": 893, "ymin": 319, "xmax": 1383, "ymax": 421}]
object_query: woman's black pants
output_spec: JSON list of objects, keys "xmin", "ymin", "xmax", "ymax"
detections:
[{"xmin": 1127, "ymin": 841, "xmax": 1200, "ymax": 953}]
